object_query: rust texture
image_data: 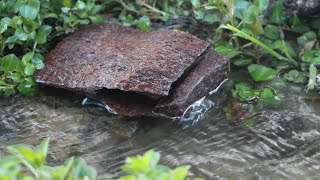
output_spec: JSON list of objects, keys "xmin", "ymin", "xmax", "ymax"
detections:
[
  {"xmin": 35, "ymin": 23, "xmax": 229, "ymax": 118},
  {"xmin": 35, "ymin": 23, "xmax": 210, "ymax": 98}
]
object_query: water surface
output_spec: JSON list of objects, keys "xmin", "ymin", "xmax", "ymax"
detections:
[{"xmin": 1, "ymin": 73, "xmax": 320, "ymax": 179}]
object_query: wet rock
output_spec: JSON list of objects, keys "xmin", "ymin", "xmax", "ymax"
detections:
[
  {"xmin": 36, "ymin": 23, "xmax": 210, "ymax": 98},
  {"xmin": 284, "ymin": 0, "xmax": 320, "ymax": 17},
  {"xmin": 35, "ymin": 23, "xmax": 229, "ymax": 118},
  {"xmin": 154, "ymin": 49, "xmax": 229, "ymax": 117}
]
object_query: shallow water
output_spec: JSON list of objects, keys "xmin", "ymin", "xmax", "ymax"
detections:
[{"xmin": 1, "ymin": 72, "xmax": 320, "ymax": 179}]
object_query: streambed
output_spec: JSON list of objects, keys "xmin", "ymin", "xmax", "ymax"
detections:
[{"xmin": 1, "ymin": 72, "xmax": 319, "ymax": 179}]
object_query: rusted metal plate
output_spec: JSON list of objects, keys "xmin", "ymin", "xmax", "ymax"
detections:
[{"xmin": 35, "ymin": 23, "xmax": 210, "ymax": 98}]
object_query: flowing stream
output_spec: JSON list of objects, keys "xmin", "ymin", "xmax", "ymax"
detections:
[{"xmin": 1, "ymin": 72, "xmax": 320, "ymax": 179}]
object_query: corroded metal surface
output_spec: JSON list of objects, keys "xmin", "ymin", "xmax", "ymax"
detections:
[{"xmin": 35, "ymin": 23, "xmax": 210, "ymax": 98}]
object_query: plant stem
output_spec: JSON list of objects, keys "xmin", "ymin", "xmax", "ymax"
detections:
[
  {"xmin": 137, "ymin": 0, "xmax": 167, "ymax": 16},
  {"xmin": 117, "ymin": 0, "xmax": 139, "ymax": 14},
  {"xmin": 0, "ymin": 34, "xmax": 3, "ymax": 57},
  {"xmin": 225, "ymin": 0, "xmax": 240, "ymax": 47},
  {"xmin": 226, "ymin": 24, "xmax": 298, "ymax": 65}
]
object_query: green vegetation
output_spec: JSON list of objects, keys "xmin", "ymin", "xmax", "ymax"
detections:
[
  {"xmin": 120, "ymin": 150, "xmax": 190, "ymax": 180},
  {"xmin": 0, "ymin": 139, "xmax": 191, "ymax": 180},
  {"xmin": 2, "ymin": 0, "xmax": 320, "ymax": 178},
  {"xmin": 1, "ymin": 138, "xmax": 97, "ymax": 180},
  {"xmin": 1, "ymin": 0, "xmax": 320, "ymax": 101},
  {"xmin": 103, "ymin": 0, "xmax": 320, "ymax": 101},
  {"xmin": 0, "ymin": 0, "xmax": 103, "ymax": 97}
]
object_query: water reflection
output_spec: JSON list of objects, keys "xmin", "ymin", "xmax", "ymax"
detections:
[{"xmin": 0, "ymin": 75, "xmax": 320, "ymax": 179}]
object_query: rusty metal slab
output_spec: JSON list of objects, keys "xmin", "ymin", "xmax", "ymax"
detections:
[{"xmin": 35, "ymin": 23, "xmax": 210, "ymax": 98}]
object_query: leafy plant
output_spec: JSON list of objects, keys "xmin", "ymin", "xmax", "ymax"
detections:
[
  {"xmin": 233, "ymin": 82, "xmax": 281, "ymax": 105},
  {"xmin": 1, "ymin": 139, "xmax": 193, "ymax": 180},
  {"xmin": 0, "ymin": 0, "xmax": 104, "ymax": 97},
  {"xmin": 120, "ymin": 150, "xmax": 190, "ymax": 180},
  {"xmin": 0, "ymin": 138, "xmax": 97, "ymax": 180}
]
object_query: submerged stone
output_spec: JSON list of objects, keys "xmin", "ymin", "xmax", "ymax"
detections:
[{"xmin": 35, "ymin": 23, "xmax": 229, "ymax": 118}]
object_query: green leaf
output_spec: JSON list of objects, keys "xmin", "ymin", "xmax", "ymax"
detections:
[
  {"xmin": 302, "ymin": 50, "xmax": 320, "ymax": 65},
  {"xmin": 122, "ymin": 150, "xmax": 161, "ymax": 174},
  {"xmin": 258, "ymin": 87, "xmax": 281, "ymax": 105},
  {"xmin": 63, "ymin": 0, "xmax": 72, "ymax": 7},
  {"xmin": 71, "ymin": 158, "xmax": 97, "ymax": 180},
  {"xmin": 38, "ymin": 138, "xmax": 50, "ymax": 167},
  {"xmin": 244, "ymin": 19, "xmax": 264, "ymax": 35},
  {"xmin": 138, "ymin": 16, "xmax": 151, "ymax": 32},
  {"xmin": 19, "ymin": 0, "xmax": 40, "ymax": 20},
  {"xmin": 31, "ymin": 53, "xmax": 44, "ymax": 70},
  {"xmin": 248, "ymin": 64, "xmax": 277, "ymax": 81},
  {"xmin": 283, "ymin": 70, "xmax": 306, "ymax": 83},
  {"xmin": 24, "ymin": 63, "xmax": 35, "ymax": 76},
  {"xmin": 35, "ymin": 25, "xmax": 52, "ymax": 44},
  {"xmin": 234, "ymin": 0, "xmax": 250, "ymax": 19},
  {"xmin": 215, "ymin": 45, "xmax": 240, "ymax": 58},
  {"xmin": 193, "ymin": 10, "xmax": 205, "ymax": 20},
  {"xmin": 307, "ymin": 64, "xmax": 317, "ymax": 92},
  {"xmin": 264, "ymin": 25, "xmax": 279, "ymax": 40},
  {"xmin": 171, "ymin": 166, "xmax": 190, "ymax": 180},
  {"xmin": 243, "ymin": 5, "xmax": 258, "ymax": 24},
  {"xmin": 75, "ymin": 1, "xmax": 86, "ymax": 10},
  {"xmin": 0, "ymin": 17, "xmax": 11, "ymax": 33},
  {"xmin": 22, "ymin": 18, "xmax": 37, "ymax": 33},
  {"xmin": 14, "ymin": 27, "xmax": 29, "ymax": 41},
  {"xmin": 268, "ymin": 0, "xmax": 284, "ymax": 25},
  {"xmin": 8, "ymin": 72, "xmax": 22, "ymax": 84},
  {"xmin": 233, "ymin": 58, "xmax": 252, "ymax": 66},
  {"xmin": 89, "ymin": 16, "xmax": 104, "ymax": 23},
  {"xmin": 297, "ymin": 31, "xmax": 317, "ymax": 46},
  {"xmin": 291, "ymin": 12, "xmax": 310, "ymax": 33},
  {"xmin": 22, "ymin": 52, "xmax": 34, "ymax": 64},
  {"xmin": 234, "ymin": 83, "xmax": 257, "ymax": 101},
  {"xmin": 273, "ymin": 40, "xmax": 297, "ymax": 58},
  {"xmin": 254, "ymin": 0, "xmax": 270, "ymax": 13},
  {"xmin": 204, "ymin": 14, "xmax": 219, "ymax": 23},
  {"xmin": 191, "ymin": 0, "xmax": 201, "ymax": 7},
  {"xmin": 0, "ymin": 156, "xmax": 21, "ymax": 178},
  {"xmin": 1, "ymin": 54, "xmax": 24, "ymax": 73},
  {"xmin": 17, "ymin": 77, "xmax": 37, "ymax": 95}
]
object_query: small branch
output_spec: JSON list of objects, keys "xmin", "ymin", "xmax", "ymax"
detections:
[
  {"xmin": 226, "ymin": 24, "xmax": 298, "ymax": 66},
  {"xmin": 136, "ymin": 0, "xmax": 167, "ymax": 16},
  {"xmin": 117, "ymin": 0, "xmax": 139, "ymax": 14}
]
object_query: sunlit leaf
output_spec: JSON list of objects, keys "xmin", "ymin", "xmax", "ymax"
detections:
[
  {"xmin": 0, "ymin": 54, "xmax": 24, "ymax": 74},
  {"xmin": 19, "ymin": 0, "xmax": 40, "ymax": 20},
  {"xmin": 138, "ymin": 16, "xmax": 151, "ymax": 32},
  {"xmin": 248, "ymin": 64, "xmax": 277, "ymax": 81}
]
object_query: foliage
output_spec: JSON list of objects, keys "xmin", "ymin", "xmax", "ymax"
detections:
[
  {"xmin": 0, "ymin": 0, "xmax": 319, "ymax": 98},
  {"xmin": 106, "ymin": 0, "xmax": 320, "ymax": 96},
  {"xmin": 0, "ymin": 0, "xmax": 104, "ymax": 97},
  {"xmin": 120, "ymin": 150, "xmax": 190, "ymax": 180},
  {"xmin": 1, "ymin": 139, "xmax": 193, "ymax": 180},
  {"xmin": 0, "ymin": 138, "xmax": 97, "ymax": 180},
  {"xmin": 233, "ymin": 82, "xmax": 281, "ymax": 105},
  {"xmin": 224, "ymin": 82, "xmax": 281, "ymax": 125}
]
